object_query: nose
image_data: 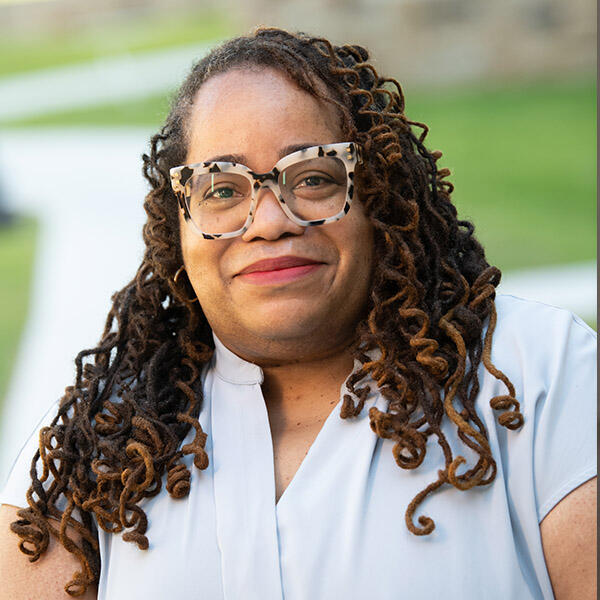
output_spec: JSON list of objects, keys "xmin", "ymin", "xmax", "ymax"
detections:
[{"xmin": 241, "ymin": 184, "xmax": 305, "ymax": 242}]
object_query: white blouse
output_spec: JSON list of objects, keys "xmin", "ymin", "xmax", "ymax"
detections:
[{"xmin": 1, "ymin": 295, "xmax": 596, "ymax": 599}]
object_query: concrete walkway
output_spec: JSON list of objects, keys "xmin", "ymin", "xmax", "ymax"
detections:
[
  {"xmin": 0, "ymin": 128, "xmax": 149, "ymax": 484},
  {"xmin": 0, "ymin": 127, "xmax": 595, "ymax": 485},
  {"xmin": 0, "ymin": 43, "xmax": 214, "ymax": 121},
  {"xmin": 496, "ymin": 262, "xmax": 596, "ymax": 318}
]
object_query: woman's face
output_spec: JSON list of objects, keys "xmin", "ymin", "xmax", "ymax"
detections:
[{"xmin": 179, "ymin": 67, "xmax": 374, "ymax": 364}]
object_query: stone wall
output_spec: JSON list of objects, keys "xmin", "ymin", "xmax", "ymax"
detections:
[{"xmin": 230, "ymin": 0, "xmax": 596, "ymax": 86}]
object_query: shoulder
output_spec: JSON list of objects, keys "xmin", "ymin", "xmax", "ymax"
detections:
[
  {"xmin": 493, "ymin": 293, "xmax": 595, "ymax": 342},
  {"xmin": 540, "ymin": 476, "xmax": 597, "ymax": 600},
  {"xmin": 484, "ymin": 295, "xmax": 596, "ymax": 519},
  {"xmin": 0, "ymin": 504, "xmax": 99, "ymax": 600},
  {"xmin": 489, "ymin": 294, "xmax": 596, "ymax": 387}
]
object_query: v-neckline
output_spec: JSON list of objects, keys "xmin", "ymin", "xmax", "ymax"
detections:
[
  {"xmin": 210, "ymin": 332, "xmax": 380, "ymax": 512},
  {"xmin": 208, "ymin": 333, "xmax": 385, "ymax": 599},
  {"xmin": 273, "ymin": 393, "xmax": 344, "ymax": 510}
]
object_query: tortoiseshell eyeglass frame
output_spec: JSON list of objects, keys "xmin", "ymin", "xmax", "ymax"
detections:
[{"xmin": 169, "ymin": 141, "xmax": 362, "ymax": 239}]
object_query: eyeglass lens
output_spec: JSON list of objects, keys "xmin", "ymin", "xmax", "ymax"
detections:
[{"xmin": 185, "ymin": 156, "xmax": 348, "ymax": 235}]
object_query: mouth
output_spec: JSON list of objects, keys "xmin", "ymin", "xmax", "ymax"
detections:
[{"xmin": 236, "ymin": 256, "xmax": 326, "ymax": 284}]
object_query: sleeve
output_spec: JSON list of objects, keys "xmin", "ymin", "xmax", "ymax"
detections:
[
  {"xmin": 531, "ymin": 309, "xmax": 597, "ymax": 522},
  {"xmin": 0, "ymin": 398, "xmax": 63, "ymax": 509}
]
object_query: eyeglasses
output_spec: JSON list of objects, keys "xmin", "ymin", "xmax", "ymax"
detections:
[{"xmin": 169, "ymin": 141, "xmax": 362, "ymax": 239}]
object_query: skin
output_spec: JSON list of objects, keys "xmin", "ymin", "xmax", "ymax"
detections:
[
  {"xmin": 0, "ymin": 479, "xmax": 595, "ymax": 598},
  {"xmin": 180, "ymin": 67, "xmax": 373, "ymax": 416},
  {"xmin": 179, "ymin": 67, "xmax": 375, "ymax": 501},
  {"xmin": 0, "ymin": 65, "xmax": 595, "ymax": 600},
  {"xmin": 0, "ymin": 504, "xmax": 98, "ymax": 599},
  {"xmin": 540, "ymin": 477, "xmax": 597, "ymax": 598},
  {"xmin": 178, "ymin": 66, "xmax": 597, "ymax": 596}
]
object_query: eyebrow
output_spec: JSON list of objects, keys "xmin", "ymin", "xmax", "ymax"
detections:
[{"xmin": 204, "ymin": 142, "xmax": 324, "ymax": 166}]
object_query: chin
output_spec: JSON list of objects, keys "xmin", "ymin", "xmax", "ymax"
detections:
[
  {"xmin": 247, "ymin": 299, "xmax": 358, "ymax": 346},
  {"xmin": 242, "ymin": 300, "xmax": 325, "ymax": 334},
  {"xmin": 250, "ymin": 314, "xmax": 322, "ymax": 341}
]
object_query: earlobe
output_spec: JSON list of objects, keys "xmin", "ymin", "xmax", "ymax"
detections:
[{"xmin": 172, "ymin": 264, "xmax": 200, "ymax": 304}]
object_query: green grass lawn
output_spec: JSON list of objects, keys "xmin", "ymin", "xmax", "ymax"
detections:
[
  {"xmin": 0, "ymin": 9, "xmax": 234, "ymax": 77},
  {"xmin": 0, "ymin": 217, "xmax": 37, "ymax": 418},
  {"xmin": 407, "ymin": 76, "xmax": 596, "ymax": 271}
]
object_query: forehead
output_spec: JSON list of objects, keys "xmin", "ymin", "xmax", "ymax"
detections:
[{"xmin": 185, "ymin": 67, "xmax": 343, "ymax": 165}]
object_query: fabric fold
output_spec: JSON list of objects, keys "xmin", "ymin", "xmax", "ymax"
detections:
[{"xmin": 210, "ymin": 336, "xmax": 284, "ymax": 600}]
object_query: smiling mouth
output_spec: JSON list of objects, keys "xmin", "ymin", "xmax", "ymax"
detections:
[
  {"xmin": 237, "ymin": 261, "xmax": 325, "ymax": 284},
  {"xmin": 238, "ymin": 255, "xmax": 322, "ymax": 273}
]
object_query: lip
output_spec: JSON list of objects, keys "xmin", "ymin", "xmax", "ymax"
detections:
[
  {"xmin": 235, "ymin": 255, "xmax": 325, "ymax": 284},
  {"xmin": 237, "ymin": 255, "xmax": 323, "ymax": 275}
]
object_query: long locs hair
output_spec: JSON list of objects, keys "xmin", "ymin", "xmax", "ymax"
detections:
[{"xmin": 10, "ymin": 27, "xmax": 522, "ymax": 596}]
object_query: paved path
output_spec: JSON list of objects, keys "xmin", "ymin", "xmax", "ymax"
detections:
[
  {"xmin": 496, "ymin": 262, "xmax": 596, "ymax": 318},
  {"xmin": 0, "ymin": 127, "xmax": 595, "ymax": 485},
  {"xmin": 0, "ymin": 42, "xmax": 214, "ymax": 121},
  {"xmin": 0, "ymin": 128, "xmax": 149, "ymax": 484}
]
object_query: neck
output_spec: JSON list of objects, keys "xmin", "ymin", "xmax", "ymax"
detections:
[
  {"xmin": 260, "ymin": 343, "xmax": 355, "ymax": 425},
  {"xmin": 213, "ymin": 329, "xmax": 357, "ymax": 424}
]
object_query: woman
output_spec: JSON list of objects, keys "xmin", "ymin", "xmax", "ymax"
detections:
[{"xmin": 0, "ymin": 27, "xmax": 596, "ymax": 599}]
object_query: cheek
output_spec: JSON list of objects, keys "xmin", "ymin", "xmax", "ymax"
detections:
[
  {"xmin": 344, "ymin": 212, "xmax": 374, "ymax": 278},
  {"xmin": 179, "ymin": 222, "xmax": 222, "ymax": 296},
  {"xmin": 356, "ymin": 235, "xmax": 375, "ymax": 289},
  {"xmin": 179, "ymin": 221, "xmax": 197, "ymax": 274}
]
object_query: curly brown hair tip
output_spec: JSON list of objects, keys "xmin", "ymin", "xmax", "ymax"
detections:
[{"xmin": 10, "ymin": 26, "xmax": 523, "ymax": 595}]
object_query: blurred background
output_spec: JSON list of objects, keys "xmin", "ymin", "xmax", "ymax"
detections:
[{"xmin": 0, "ymin": 0, "xmax": 596, "ymax": 484}]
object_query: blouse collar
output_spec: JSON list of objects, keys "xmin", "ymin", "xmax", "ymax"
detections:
[
  {"xmin": 211, "ymin": 331, "xmax": 383, "ymax": 389},
  {"xmin": 212, "ymin": 332, "xmax": 264, "ymax": 385}
]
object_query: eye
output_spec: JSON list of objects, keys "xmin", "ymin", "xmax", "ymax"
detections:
[
  {"xmin": 205, "ymin": 186, "xmax": 236, "ymax": 200},
  {"xmin": 294, "ymin": 173, "xmax": 334, "ymax": 188}
]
